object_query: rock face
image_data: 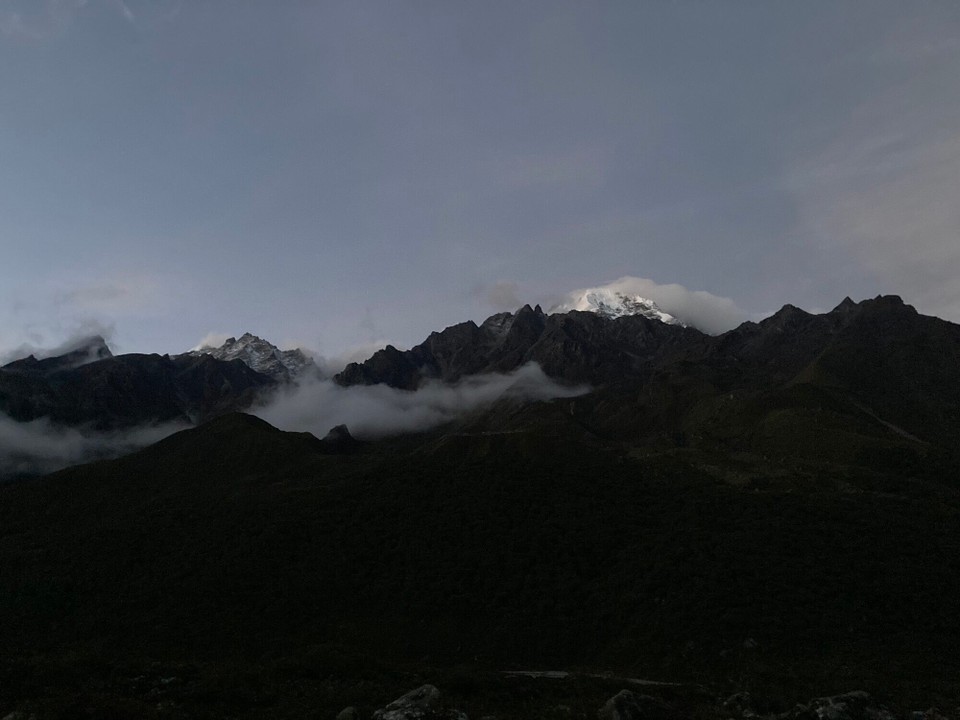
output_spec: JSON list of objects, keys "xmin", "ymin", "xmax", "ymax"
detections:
[
  {"xmin": 551, "ymin": 288, "xmax": 684, "ymax": 325},
  {"xmin": 184, "ymin": 332, "xmax": 316, "ymax": 382},
  {"xmin": 724, "ymin": 691, "xmax": 896, "ymax": 720},
  {"xmin": 320, "ymin": 424, "xmax": 362, "ymax": 454},
  {"xmin": 335, "ymin": 295, "xmax": 960, "ymax": 450},
  {"xmin": 0, "ymin": 350, "xmax": 275, "ymax": 430},
  {"xmin": 337, "ymin": 303, "xmax": 701, "ymax": 389},
  {"xmin": 597, "ymin": 690, "xmax": 646, "ymax": 720},
  {"xmin": 597, "ymin": 690, "xmax": 673, "ymax": 720},
  {"xmin": 371, "ymin": 685, "xmax": 467, "ymax": 720}
]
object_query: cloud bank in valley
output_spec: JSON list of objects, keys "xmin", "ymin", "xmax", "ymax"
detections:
[
  {"xmin": 0, "ymin": 415, "xmax": 186, "ymax": 480},
  {"xmin": 551, "ymin": 277, "xmax": 746, "ymax": 334},
  {"xmin": 254, "ymin": 362, "xmax": 588, "ymax": 440}
]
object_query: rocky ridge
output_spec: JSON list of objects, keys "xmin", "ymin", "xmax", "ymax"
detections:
[
  {"xmin": 184, "ymin": 332, "xmax": 316, "ymax": 381},
  {"xmin": 550, "ymin": 288, "xmax": 684, "ymax": 325},
  {"xmin": 1, "ymin": 335, "xmax": 113, "ymax": 375}
]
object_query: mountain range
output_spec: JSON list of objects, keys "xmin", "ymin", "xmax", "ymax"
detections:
[
  {"xmin": 183, "ymin": 332, "xmax": 318, "ymax": 382},
  {"xmin": 1, "ymin": 295, "xmax": 959, "ymax": 718}
]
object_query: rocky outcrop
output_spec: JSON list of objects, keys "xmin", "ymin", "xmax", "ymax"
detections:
[
  {"xmin": 371, "ymin": 685, "xmax": 467, "ymax": 720},
  {"xmin": 183, "ymin": 332, "xmax": 317, "ymax": 382},
  {"xmin": 597, "ymin": 690, "xmax": 674, "ymax": 720},
  {"xmin": 721, "ymin": 691, "xmax": 898, "ymax": 720},
  {"xmin": 321, "ymin": 424, "xmax": 363, "ymax": 453}
]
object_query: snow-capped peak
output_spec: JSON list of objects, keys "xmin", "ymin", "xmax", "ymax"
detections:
[
  {"xmin": 186, "ymin": 333, "xmax": 315, "ymax": 381},
  {"xmin": 551, "ymin": 289, "xmax": 684, "ymax": 326}
]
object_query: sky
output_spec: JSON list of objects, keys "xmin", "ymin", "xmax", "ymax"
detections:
[{"xmin": 1, "ymin": 0, "xmax": 959, "ymax": 362}]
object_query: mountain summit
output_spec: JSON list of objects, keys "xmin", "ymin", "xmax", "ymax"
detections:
[
  {"xmin": 1, "ymin": 335, "xmax": 113, "ymax": 375},
  {"xmin": 185, "ymin": 333, "xmax": 316, "ymax": 381},
  {"xmin": 550, "ymin": 288, "xmax": 684, "ymax": 325}
]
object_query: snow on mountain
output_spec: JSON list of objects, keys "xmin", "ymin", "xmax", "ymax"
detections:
[
  {"xmin": 550, "ymin": 288, "xmax": 685, "ymax": 326},
  {"xmin": 185, "ymin": 333, "xmax": 316, "ymax": 382}
]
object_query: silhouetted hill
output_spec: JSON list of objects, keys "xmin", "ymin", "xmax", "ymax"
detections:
[{"xmin": 2, "ymin": 408, "xmax": 959, "ymax": 706}]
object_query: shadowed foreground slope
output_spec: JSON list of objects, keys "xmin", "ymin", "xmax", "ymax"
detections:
[{"xmin": 1, "ymin": 409, "xmax": 958, "ymax": 711}]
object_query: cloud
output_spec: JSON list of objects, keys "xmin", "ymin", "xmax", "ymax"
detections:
[
  {"xmin": 191, "ymin": 332, "xmax": 232, "ymax": 352},
  {"xmin": 114, "ymin": 0, "xmax": 134, "ymax": 22},
  {"xmin": 780, "ymin": 19, "xmax": 960, "ymax": 324},
  {"xmin": 54, "ymin": 275, "xmax": 161, "ymax": 316},
  {"xmin": 0, "ymin": 269, "xmax": 181, "ymax": 361},
  {"xmin": 0, "ymin": 362, "xmax": 583, "ymax": 478},
  {"xmin": 481, "ymin": 280, "xmax": 523, "ymax": 312},
  {"xmin": 0, "ymin": 0, "xmax": 173, "ymax": 40},
  {"xmin": 0, "ymin": 319, "xmax": 115, "ymax": 365},
  {"xmin": 483, "ymin": 146, "xmax": 609, "ymax": 190},
  {"xmin": 254, "ymin": 362, "xmax": 588, "ymax": 439},
  {"xmin": 552, "ymin": 276, "xmax": 746, "ymax": 334},
  {"xmin": 308, "ymin": 341, "xmax": 394, "ymax": 377},
  {"xmin": 788, "ymin": 129, "xmax": 960, "ymax": 322},
  {"xmin": 0, "ymin": 0, "xmax": 79, "ymax": 40},
  {"xmin": 0, "ymin": 415, "xmax": 185, "ymax": 480}
]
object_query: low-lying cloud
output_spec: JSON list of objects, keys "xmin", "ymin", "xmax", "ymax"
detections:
[
  {"xmin": 555, "ymin": 276, "xmax": 746, "ymax": 334},
  {"xmin": 254, "ymin": 362, "xmax": 588, "ymax": 439},
  {"xmin": 0, "ymin": 363, "xmax": 586, "ymax": 479},
  {"xmin": 0, "ymin": 415, "xmax": 186, "ymax": 480}
]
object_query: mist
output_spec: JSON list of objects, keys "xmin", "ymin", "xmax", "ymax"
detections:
[
  {"xmin": 0, "ymin": 321, "xmax": 115, "ymax": 366},
  {"xmin": 254, "ymin": 362, "xmax": 588, "ymax": 439},
  {"xmin": 555, "ymin": 277, "xmax": 746, "ymax": 335},
  {"xmin": 0, "ymin": 362, "xmax": 587, "ymax": 479},
  {"xmin": 0, "ymin": 415, "xmax": 187, "ymax": 480}
]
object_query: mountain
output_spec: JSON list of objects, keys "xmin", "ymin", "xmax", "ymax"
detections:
[
  {"xmin": 550, "ymin": 288, "xmax": 684, "ymax": 325},
  {"xmin": 337, "ymin": 295, "xmax": 960, "ymax": 449},
  {"xmin": 183, "ymin": 332, "xmax": 317, "ymax": 382},
  {"xmin": 3, "ymin": 295, "xmax": 960, "ymax": 716},
  {"xmin": 0, "ymin": 334, "xmax": 113, "ymax": 375},
  {"xmin": 0, "ymin": 346, "xmax": 275, "ymax": 430},
  {"xmin": 336, "ymin": 303, "xmax": 703, "ymax": 389}
]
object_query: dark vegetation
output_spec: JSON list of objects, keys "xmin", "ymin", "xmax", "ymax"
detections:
[{"xmin": 1, "ymin": 296, "xmax": 959, "ymax": 717}]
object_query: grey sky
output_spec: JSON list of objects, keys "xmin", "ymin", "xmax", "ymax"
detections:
[{"xmin": 1, "ymin": 1, "xmax": 958, "ymax": 361}]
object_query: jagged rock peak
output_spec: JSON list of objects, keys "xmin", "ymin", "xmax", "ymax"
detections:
[
  {"xmin": 186, "ymin": 333, "xmax": 316, "ymax": 381},
  {"xmin": 63, "ymin": 334, "xmax": 113, "ymax": 360},
  {"xmin": 323, "ymin": 424, "xmax": 354, "ymax": 443},
  {"xmin": 832, "ymin": 296, "xmax": 857, "ymax": 313},
  {"xmin": 866, "ymin": 294, "xmax": 917, "ymax": 314},
  {"xmin": 1, "ymin": 334, "xmax": 113, "ymax": 373},
  {"xmin": 550, "ymin": 288, "xmax": 684, "ymax": 326}
]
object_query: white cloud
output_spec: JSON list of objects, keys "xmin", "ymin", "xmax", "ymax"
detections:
[
  {"xmin": 0, "ymin": 270, "xmax": 180, "ymax": 360},
  {"xmin": 254, "ymin": 362, "xmax": 588, "ymax": 439},
  {"xmin": 552, "ymin": 276, "xmax": 746, "ymax": 334},
  {"xmin": 0, "ymin": 319, "xmax": 115, "ymax": 365},
  {"xmin": 190, "ymin": 332, "xmax": 232, "ymax": 352},
  {"xmin": 0, "ymin": 415, "xmax": 185, "ymax": 479}
]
